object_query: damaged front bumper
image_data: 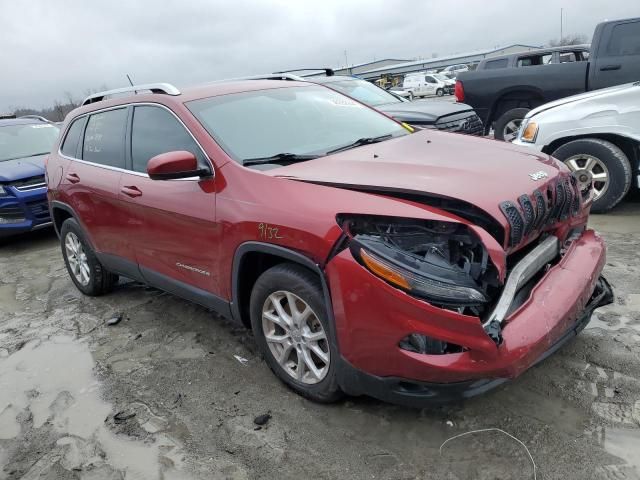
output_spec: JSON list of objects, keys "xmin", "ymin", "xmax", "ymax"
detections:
[{"xmin": 326, "ymin": 229, "xmax": 613, "ymax": 406}]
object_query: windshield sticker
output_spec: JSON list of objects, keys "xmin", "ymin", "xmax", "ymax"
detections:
[
  {"xmin": 30, "ymin": 124, "xmax": 54, "ymax": 129},
  {"xmin": 328, "ymin": 96, "xmax": 357, "ymax": 106}
]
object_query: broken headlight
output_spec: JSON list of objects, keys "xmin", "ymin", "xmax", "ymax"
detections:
[{"xmin": 339, "ymin": 215, "xmax": 495, "ymax": 306}]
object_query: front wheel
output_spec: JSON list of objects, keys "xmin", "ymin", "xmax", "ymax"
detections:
[
  {"xmin": 552, "ymin": 138, "xmax": 632, "ymax": 213},
  {"xmin": 436, "ymin": 88, "xmax": 444, "ymax": 97},
  {"xmin": 250, "ymin": 263, "xmax": 342, "ymax": 403},
  {"xmin": 494, "ymin": 108, "xmax": 530, "ymax": 141},
  {"xmin": 60, "ymin": 218, "xmax": 118, "ymax": 296}
]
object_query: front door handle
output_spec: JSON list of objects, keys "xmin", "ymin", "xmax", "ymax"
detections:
[
  {"xmin": 600, "ymin": 64, "xmax": 621, "ymax": 71},
  {"xmin": 65, "ymin": 173, "xmax": 80, "ymax": 184},
  {"xmin": 121, "ymin": 186, "xmax": 142, "ymax": 198}
]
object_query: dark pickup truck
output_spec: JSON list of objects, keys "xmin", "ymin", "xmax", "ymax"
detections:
[{"xmin": 456, "ymin": 17, "xmax": 640, "ymax": 140}]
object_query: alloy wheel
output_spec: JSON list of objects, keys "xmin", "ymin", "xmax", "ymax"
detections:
[
  {"xmin": 502, "ymin": 119, "xmax": 523, "ymax": 142},
  {"xmin": 261, "ymin": 290, "xmax": 330, "ymax": 385},
  {"xmin": 564, "ymin": 154, "xmax": 609, "ymax": 200},
  {"xmin": 65, "ymin": 232, "xmax": 90, "ymax": 286}
]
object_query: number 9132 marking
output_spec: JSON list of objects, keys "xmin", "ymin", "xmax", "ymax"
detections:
[{"xmin": 258, "ymin": 223, "xmax": 284, "ymax": 240}]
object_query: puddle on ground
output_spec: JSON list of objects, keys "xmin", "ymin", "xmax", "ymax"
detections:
[
  {"xmin": 0, "ymin": 283, "xmax": 20, "ymax": 314},
  {"xmin": 603, "ymin": 427, "xmax": 640, "ymax": 472},
  {"xmin": 0, "ymin": 335, "xmax": 193, "ymax": 479}
]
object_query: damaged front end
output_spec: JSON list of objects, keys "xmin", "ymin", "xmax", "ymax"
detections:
[{"xmin": 336, "ymin": 214, "xmax": 503, "ymax": 352}]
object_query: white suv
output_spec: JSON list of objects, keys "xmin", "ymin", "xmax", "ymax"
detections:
[{"xmin": 514, "ymin": 82, "xmax": 640, "ymax": 213}]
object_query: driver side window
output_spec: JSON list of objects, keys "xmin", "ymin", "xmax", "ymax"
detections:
[{"xmin": 131, "ymin": 106, "xmax": 206, "ymax": 173}]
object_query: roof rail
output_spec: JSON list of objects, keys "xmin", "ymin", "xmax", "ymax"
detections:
[
  {"xmin": 274, "ymin": 68, "xmax": 335, "ymax": 77},
  {"xmin": 19, "ymin": 115, "xmax": 50, "ymax": 122},
  {"xmin": 81, "ymin": 83, "xmax": 180, "ymax": 106}
]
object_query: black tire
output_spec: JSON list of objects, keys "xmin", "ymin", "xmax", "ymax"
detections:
[
  {"xmin": 250, "ymin": 263, "xmax": 342, "ymax": 403},
  {"xmin": 436, "ymin": 88, "xmax": 444, "ymax": 97},
  {"xmin": 60, "ymin": 218, "xmax": 118, "ymax": 296},
  {"xmin": 494, "ymin": 108, "xmax": 530, "ymax": 141},
  {"xmin": 552, "ymin": 138, "xmax": 632, "ymax": 213}
]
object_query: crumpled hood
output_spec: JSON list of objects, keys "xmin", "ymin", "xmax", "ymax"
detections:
[
  {"xmin": 377, "ymin": 100, "xmax": 474, "ymax": 125},
  {"xmin": 266, "ymin": 130, "xmax": 566, "ymax": 231},
  {"xmin": 0, "ymin": 155, "xmax": 46, "ymax": 183}
]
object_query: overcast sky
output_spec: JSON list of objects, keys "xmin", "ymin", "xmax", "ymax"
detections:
[{"xmin": 1, "ymin": 0, "xmax": 638, "ymax": 111}]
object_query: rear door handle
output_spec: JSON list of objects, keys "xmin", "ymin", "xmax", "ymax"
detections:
[
  {"xmin": 65, "ymin": 173, "xmax": 80, "ymax": 184},
  {"xmin": 121, "ymin": 186, "xmax": 142, "ymax": 198},
  {"xmin": 600, "ymin": 64, "xmax": 621, "ymax": 71}
]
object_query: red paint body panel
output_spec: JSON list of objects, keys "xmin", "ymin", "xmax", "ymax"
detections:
[
  {"xmin": 46, "ymin": 80, "xmax": 610, "ymax": 401},
  {"xmin": 326, "ymin": 229, "xmax": 605, "ymax": 383}
]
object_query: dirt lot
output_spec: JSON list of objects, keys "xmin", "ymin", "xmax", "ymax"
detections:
[{"xmin": 1, "ymin": 198, "xmax": 639, "ymax": 480}]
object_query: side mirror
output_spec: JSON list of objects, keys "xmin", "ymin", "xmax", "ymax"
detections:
[{"xmin": 147, "ymin": 151, "xmax": 210, "ymax": 180}]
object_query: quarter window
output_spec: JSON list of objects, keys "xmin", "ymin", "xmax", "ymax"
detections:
[
  {"xmin": 484, "ymin": 58, "xmax": 508, "ymax": 69},
  {"xmin": 131, "ymin": 106, "xmax": 204, "ymax": 173},
  {"xmin": 82, "ymin": 108, "xmax": 127, "ymax": 168},
  {"xmin": 61, "ymin": 118, "xmax": 85, "ymax": 158}
]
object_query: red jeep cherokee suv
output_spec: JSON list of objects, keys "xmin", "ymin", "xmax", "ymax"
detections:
[{"xmin": 46, "ymin": 81, "xmax": 612, "ymax": 406}]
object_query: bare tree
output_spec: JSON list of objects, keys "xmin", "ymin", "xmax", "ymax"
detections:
[{"xmin": 548, "ymin": 34, "xmax": 589, "ymax": 47}]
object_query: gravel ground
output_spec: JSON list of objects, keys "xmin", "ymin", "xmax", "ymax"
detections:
[{"xmin": 0, "ymin": 197, "xmax": 639, "ymax": 480}]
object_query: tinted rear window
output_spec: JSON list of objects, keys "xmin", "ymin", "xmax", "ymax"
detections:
[
  {"xmin": 82, "ymin": 108, "xmax": 127, "ymax": 168},
  {"xmin": 607, "ymin": 21, "xmax": 640, "ymax": 56},
  {"xmin": 483, "ymin": 59, "xmax": 508, "ymax": 69},
  {"xmin": 61, "ymin": 118, "xmax": 85, "ymax": 158}
]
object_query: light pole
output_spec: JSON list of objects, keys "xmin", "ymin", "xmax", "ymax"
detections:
[{"xmin": 560, "ymin": 8, "xmax": 564, "ymax": 42}]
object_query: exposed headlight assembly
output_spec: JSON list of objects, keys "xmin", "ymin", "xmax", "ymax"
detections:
[{"xmin": 339, "ymin": 215, "xmax": 498, "ymax": 306}]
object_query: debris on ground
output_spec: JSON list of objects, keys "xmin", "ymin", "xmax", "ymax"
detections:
[
  {"xmin": 440, "ymin": 428, "xmax": 537, "ymax": 479},
  {"xmin": 106, "ymin": 313, "xmax": 123, "ymax": 326},
  {"xmin": 113, "ymin": 411, "xmax": 136, "ymax": 424},
  {"xmin": 253, "ymin": 413, "xmax": 271, "ymax": 426},
  {"xmin": 233, "ymin": 354, "xmax": 249, "ymax": 366}
]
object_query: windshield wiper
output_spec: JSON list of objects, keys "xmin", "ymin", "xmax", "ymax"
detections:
[
  {"xmin": 242, "ymin": 153, "xmax": 320, "ymax": 167},
  {"xmin": 325, "ymin": 134, "xmax": 393, "ymax": 155}
]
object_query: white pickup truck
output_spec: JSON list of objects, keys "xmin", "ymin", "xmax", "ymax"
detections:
[{"xmin": 514, "ymin": 82, "xmax": 640, "ymax": 213}]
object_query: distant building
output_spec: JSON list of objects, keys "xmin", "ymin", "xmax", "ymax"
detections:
[
  {"xmin": 302, "ymin": 59, "xmax": 411, "ymax": 77},
  {"xmin": 335, "ymin": 45, "xmax": 542, "ymax": 81}
]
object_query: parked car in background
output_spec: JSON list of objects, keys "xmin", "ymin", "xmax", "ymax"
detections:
[
  {"xmin": 254, "ymin": 71, "xmax": 484, "ymax": 135},
  {"xmin": 431, "ymin": 73, "xmax": 455, "ymax": 94},
  {"xmin": 514, "ymin": 82, "xmax": 640, "ymax": 213},
  {"xmin": 442, "ymin": 64, "xmax": 469, "ymax": 76},
  {"xmin": 47, "ymin": 80, "xmax": 611, "ymax": 406},
  {"xmin": 387, "ymin": 85, "xmax": 411, "ymax": 99},
  {"xmin": 0, "ymin": 115, "xmax": 59, "ymax": 237},
  {"xmin": 403, "ymin": 72, "xmax": 449, "ymax": 98},
  {"xmin": 457, "ymin": 17, "xmax": 640, "ymax": 140}
]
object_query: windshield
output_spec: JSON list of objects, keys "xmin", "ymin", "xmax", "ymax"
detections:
[
  {"xmin": 323, "ymin": 79, "xmax": 401, "ymax": 107},
  {"xmin": 433, "ymin": 74, "xmax": 449, "ymax": 81},
  {"xmin": 187, "ymin": 85, "xmax": 407, "ymax": 164},
  {"xmin": 0, "ymin": 123, "xmax": 60, "ymax": 162}
]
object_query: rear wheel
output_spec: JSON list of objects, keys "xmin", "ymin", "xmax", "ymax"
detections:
[
  {"xmin": 60, "ymin": 218, "xmax": 118, "ymax": 296},
  {"xmin": 552, "ymin": 138, "xmax": 632, "ymax": 213},
  {"xmin": 494, "ymin": 108, "xmax": 530, "ymax": 141},
  {"xmin": 436, "ymin": 88, "xmax": 444, "ymax": 97},
  {"xmin": 250, "ymin": 263, "xmax": 342, "ymax": 403}
]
